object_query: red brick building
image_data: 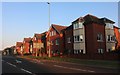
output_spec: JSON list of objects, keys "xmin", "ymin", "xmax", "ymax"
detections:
[
  {"xmin": 83, "ymin": 14, "xmax": 106, "ymax": 55},
  {"xmin": 15, "ymin": 14, "xmax": 119, "ymax": 60},
  {"xmin": 16, "ymin": 42, "xmax": 23, "ymax": 55},
  {"xmin": 23, "ymin": 37, "xmax": 32, "ymax": 54},
  {"xmin": 64, "ymin": 25, "xmax": 74, "ymax": 55},
  {"xmin": 114, "ymin": 26, "xmax": 120, "ymax": 49},
  {"xmin": 46, "ymin": 24, "xmax": 67, "ymax": 57},
  {"xmin": 32, "ymin": 32, "xmax": 47, "ymax": 56}
]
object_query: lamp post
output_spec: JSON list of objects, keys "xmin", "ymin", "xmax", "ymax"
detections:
[{"xmin": 47, "ymin": 2, "xmax": 51, "ymax": 57}]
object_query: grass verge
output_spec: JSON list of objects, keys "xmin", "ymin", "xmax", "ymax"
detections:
[{"xmin": 20, "ymin": 55, "xmax": 119, "ymax": 69}]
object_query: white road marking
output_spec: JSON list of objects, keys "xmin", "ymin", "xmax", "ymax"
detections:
[
  {"xmin": 20, "ymin": 68, "xmax": 35, "ymax": 75},
  {"xmin": 15, "ymin": 60, "xmax": 22, "ymax": 63},
  {"xmin": 54, "ymin": 65, "xmax": 95, "ymax": 73},
  {"xmin": 6, "ymin": 62, "xmax": 17, "ymax": 68}
]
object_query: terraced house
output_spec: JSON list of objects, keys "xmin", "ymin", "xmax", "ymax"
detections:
[
  {"xmin": 15, "ymin": 14, "xmax": 120, "ymax": 59},
  {"xmin": 16, "ymin": 42, "xmax": 23, "ymax": 55},
  {"xmin": 46, "ymin": 24, "xmax": 67, "ymax": 56},
  {"xmin": 23, "ymin": 37, "xmax": 32, "ymax": 54},
  {"xmin": 32, "ymin": 32, "xmax": 46, "ymax": 57}
]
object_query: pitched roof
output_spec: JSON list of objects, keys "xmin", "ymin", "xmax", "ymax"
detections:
[
  {"xmin": 23, "ymin": 37, "xmax": 32, "ymax": 43},
  {"xmin": 65, "ymin": 25, "xmax": 73, "ymax": 30},
  {"xmin": 34, "ymin": 32, "xmax": 46, "ymax": 40},
  {"xmin": 52, "ymin": 24, "xmax": 67, "ymax": 34},
  {"xmin": 34, "ymin": 33, "xmax": 42, "ymax": 39},
  {"xmin": 113, "ymin": 25, "xmax": 120, "ymax": 29},
  {"xmin": 16, "ymin": 42, "xmax": 23, "ymax": 47},
  {"xmin": 72, "ymin": 17, "xmax": 84, "ymax": 23},
  {"xmin": 101, "ymin": 17, "xmax": 115, "ymax": 24},
  {"xmin": 83, "ymin": 14, "xmax": 105, "ymax": 25}
]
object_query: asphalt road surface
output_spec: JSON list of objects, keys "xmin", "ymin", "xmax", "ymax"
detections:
[{"xmin": 2, "ymin": 55, "xmax": 119, "ymax": 75}]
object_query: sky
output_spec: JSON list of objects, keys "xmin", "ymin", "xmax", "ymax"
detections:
[{"xmin": 1, "ymin": 2, "xmax": 119, "ymax": 50}]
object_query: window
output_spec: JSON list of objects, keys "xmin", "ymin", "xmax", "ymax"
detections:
[
  {"xmin": 97, "ymin": 34, "xmax": 103, "ymax": 41},
  {"xmin": 54, "ymin": 31, "xmax": 56, "ymax": 35},
  {"xmin": 51, "ymin": 41, "xmax": 53, "ymax": 45},
  {"xmin": 80, "ymin": 35, "xmax": 83, "ymax": 41},
  {"xmin": 74, "ymin": 35, "xmax": 79, "ymax": 42},
  {"xmin": 52, "ymin": 31, "xmax": 54, "ymax": 36},
  {"xmin": 107, "ymin": 35, "xmax": 111, "ymax": 41},
  {"xmin": 74, "ymin": 50, "xmax": 77, "ymax": 54},
  {"xmin": 73, "ymin": 22, "xmax": 83, "ymax": 29},
  {"xmin": 119, "ymin": 29, "xmax": 120, "ymax": 33},
  {"xmin": 78, "ymin": 22, "xmax": 83, "ymax": 28},
  {"xmin": 106, "ymin": 23, "xmax": 113, "ymax": 29},
  {"xmin": 74, "ymin": 35, "xmax": 83, "ymax": 42},
  {"xmin": 50, "ymin": 32, "xmax": 52, "ymax": 36},
  {"xmin": 98, "ymin": 49, "xmax": 104, "ymax": 54},
  {"xmin": 107, "ymin": 35, "xmax": 115, "ymax": 42},
  {"xmin": 67, "ymin": 37, "xmax": 71, "ymax": 43},
  {"xmin": 107, "ymin": 49, "xmax": 111, "ymax": 52},
  {"xmin": 74, "ymin": 49, "xmax": 83, "ymax": 54},
  {"xmin": 56, "ymin": 39, "xmax": 59, "ymax": 45},
  {"xmin": 50, "ymin": 31, "xmax": 56, "ymax": 36},
  {"xmin": 79, "ymin": 49, "xmax": 83, "ymax": 54}
]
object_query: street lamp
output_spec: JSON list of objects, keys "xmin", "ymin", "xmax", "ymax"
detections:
[{"xmin": 47, "ymin": 2, "xmax": 51, "ymax": 57}]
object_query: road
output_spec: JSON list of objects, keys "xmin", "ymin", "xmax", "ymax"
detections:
[{"xmin": 2, "ymin": 55, "xmax": 119, "ymax": 75}]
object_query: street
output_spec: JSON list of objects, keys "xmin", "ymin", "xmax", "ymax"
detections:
[{"xmin": 2, "ymin": 56, "xmax": 119, "ymax": 75}]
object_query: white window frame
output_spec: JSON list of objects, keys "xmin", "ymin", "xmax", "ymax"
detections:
[
  {"xmin": 74, "ymin": 35, "xmax": 80, "ymax": 42},
  {"xmin": 78, "ymin": 22, "xmax": 83, "ymax": 28},
  {"xmin": 67, "ymin": 37, "xmax": 71, "ymax": 43},
  {"xmin": 74, "ymin": 49, "xmax": 83, "ymax": 54},
  {"xmin": 74, "ymin": 35, "xmax": 83, "ymax": 42},
  {"xmin": 79, "ymin": 49, "xmax": 83, "ymax": 54},
  {"xmin": 97, "ymin": 34, "xmax": 103, "ymax": 41},
  {"xmin": 106, "ymin": 23, "xmax": 113, "ymax": 29},
  {"xmin": 98, "ymin": 49, "xmax": 104, "ymax": 54},
  {"xmin": 80, "ymin": 35, "xmax": 83, "ymax": 42},
  {"xmin": 107, "ymin": 35, "xmax": 115, "ymax": 42},
  {"xmin": 73, "ymin": 22, "xmax": 83, "ymax": 29},
  {"xmin": 107, "ymin": 48, "xmax": 111, "ymax": 52},
  {"xmin": 56, "ymin": 39, "xmax": 59, "ymax": 45},
  {"xmin": 74, "ymin": 50, "xmax": 79, "ymax": 54}
]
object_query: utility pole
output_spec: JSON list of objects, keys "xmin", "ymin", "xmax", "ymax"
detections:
[{"xmin": 47, "ymin": 2, "xmax": 51, "ymax": 57}]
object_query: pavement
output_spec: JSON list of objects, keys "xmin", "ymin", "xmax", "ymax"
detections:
[{"xmin": 2, "ymin": 55, "xmax": 120, "ymax": 75}]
